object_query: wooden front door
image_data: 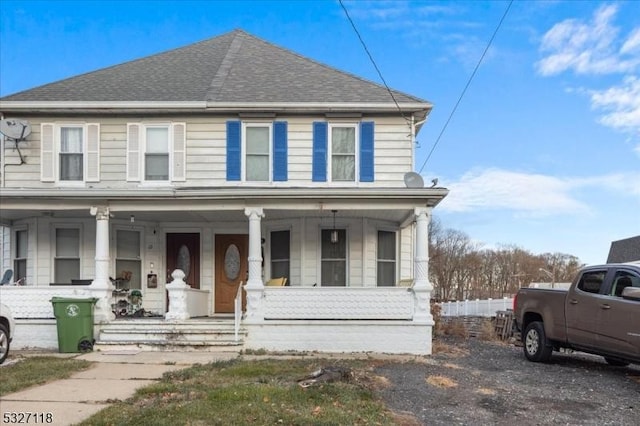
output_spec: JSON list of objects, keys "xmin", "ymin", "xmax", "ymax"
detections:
[
  {"xmin": 215, "ymin": 234, "xmax": 248, "ymax": 313},
  {"xmin": 166, "ymin": 233, "xmax": 200, "ymax": 289}
]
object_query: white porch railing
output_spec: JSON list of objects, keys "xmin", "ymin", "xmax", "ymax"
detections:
[
  {"xmin": 263, "ymin": 287, "xmax": 414, "ymax": 320},
  {"xmin": 0, "ymin": 286, "xmax": 89, "ymax": 318},
  {"xmin": 234, "ymin": 282, "xmax": 244, "ymax": 342},
  {"xmin": 438, "ymin": 297, "xmax": 514, "ymax": 317}
]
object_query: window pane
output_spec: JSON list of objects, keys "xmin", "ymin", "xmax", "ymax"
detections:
[
  {"xmin": 577, "ymin": 271, "xmax": 605, "ymax": 294},
  {"xmin": 378, "ymin": 231, "xmax": 395, "ymax": 261},
  {"xmin": 16, "ymin": 230, "xmax": 27, "ymax": 258},
  {"xmin": 61, "ymin": 128, "xmax": 83, "ymax": 152},
  {"xmin": 377, "ymin": 263, "xmax": 395, "ymax": 287},
  {"xmin": 145, "ymin": 154, "xmax": 169, "ymax": 180},
  {"xmin": 271, "ymin": 230, "xmax": 290, "ymax": 260},
  {"xmin": 56, "ymin": 228, "xmax": 79, "ymax": 257},
  {"xmin": 14, "ymin": 259, "xmax": 27, "ymax": 282},
  {"xmin": 321, "ymin": 261, "xmax": 346, "ymax": 286},
  {"xmin": 60, "ymin": 154, "xmax": 83, "ymax": 180},
  {"xmin": 271, "ymin": 261, "xmax": 290, "ymax": 281},
  {"xmin": 55, "ymin": 259, "xmax": 80, "ymax": 283},
  {"xmin": 115, "ymin": 259, "xmax": 141, "ymax": 290},
  {"xmin": 246, "ymin": 155, "xmax": 269, "ymax": 181},
  {"xmin": 332, "ymin": 127, "xmax": 355, "ymax": 153},
  {"xmin": 246, "ymin": 127, "xmax": 269, "ymax": 153},
  {"xmin": 117, "ymin": 230, "xmax": 140, "ymax": 258},
  {"xmin": 146, "ymin": 128, "xmax": 169, "ymax": 153},
  {"xmin": 332, "ymin": 156, "xmax": 355, "ymax": 181},
  {"xmin": 321, "ymin": 230, "xmax": 346, "ymax": 257}
]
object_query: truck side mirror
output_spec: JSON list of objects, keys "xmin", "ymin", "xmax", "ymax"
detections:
[{"xmin": 621, "ymin": 287, "xmax": 640, "ymax": 301}]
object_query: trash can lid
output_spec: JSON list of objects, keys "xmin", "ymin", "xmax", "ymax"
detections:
[{"xmin": 130, "ymin": 290, "xmax": 142, "ymax": 297}]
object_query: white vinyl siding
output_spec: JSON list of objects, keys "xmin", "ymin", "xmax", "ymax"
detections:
[{"xmin": 9, "ymin": 116, "xmax": 412, "ymax": 189}]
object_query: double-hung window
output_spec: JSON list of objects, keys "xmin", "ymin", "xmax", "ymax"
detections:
[
  {"xmin": 244, "ymin": 124, "xmax": 271, "ymax": 181},
  {"xmin": 54, "ymin": 227, "xmax": 80, "ymax": 284},
  {"xmin": 126, "ymin": 122, "xmax": 186, "ymax": 183},
  {"xmin": 270, "ymin": 230, "xmax": 290, "ymax": 283},
  {"xmin": 40, "ymin": 123, "xmax": 100, "ymax": 183},
  {"xmin": 14, "ymin": 229, "xmax": 27, "ymax": 284},
  {"xmin": 330, "ymin": 124, "xmax": 357, "ymax": 181},
  {"xmin": 60, "ymin": 126, "xmax": 84, "ymax": 181},
  {"xmin": 377, "ymin": 230, "xmax": 396, "ymax": 286},
  {"xmin": 115, "ymin": 230, "xmax": 141, "ymax": 289},
  {"xmin": 145, "ymin": 127, "xmax": 170, "ymax": 181},
  {"xmin": 321, "ymin": 229, "xmax": 346, "ymax": 286}
]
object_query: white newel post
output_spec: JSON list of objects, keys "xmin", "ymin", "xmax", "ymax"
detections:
[
  {"xmin": 165, "ymin": 269, "xmax": 190, "ymax": 321},
  {"xmin": 89, "ymin": 206, "xmax": 115, "ymax": 322},
  {"xmin": 413, "ymin": 207, "xmax": 433, "ymax": 324},
  {"xmin": 244, "ymin": 207, "xmax": 265, "ymax": 323}
]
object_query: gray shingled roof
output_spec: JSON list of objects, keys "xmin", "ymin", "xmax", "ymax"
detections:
[
  {"xmin": 0, "ymin": 29, "xmax": 428, "ymax": 106},
  {"xmin": 607, "ymin": 235, "xmax": 640, "ymax": 263}
]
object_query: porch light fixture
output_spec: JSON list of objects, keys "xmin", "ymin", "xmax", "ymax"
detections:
[{"xmin": 330, "ymin": 210, "xmax": 339, "ymax": 244}]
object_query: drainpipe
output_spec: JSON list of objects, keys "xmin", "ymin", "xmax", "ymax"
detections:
[{"xmin": 0, "ymin": 112, "xmax": 4, "ymax": 188}]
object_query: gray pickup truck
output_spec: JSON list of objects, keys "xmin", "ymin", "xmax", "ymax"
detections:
[{"xmin": 514, "ymin": 262, "xmax": 640, "ymax": 366}]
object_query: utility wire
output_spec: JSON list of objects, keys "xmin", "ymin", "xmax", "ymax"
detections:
[
  {"xmin": 339, "ymin": 0, "xmax": 410, "ymax": 124},
  {"xmin": 419, "ymin": 0, "xmax": 514, "ymax": 173}
]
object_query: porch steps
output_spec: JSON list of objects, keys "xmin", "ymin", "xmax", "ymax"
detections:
[{"xmin": 94, "ymin": 318, "xmax": 246, "ymax": 352}]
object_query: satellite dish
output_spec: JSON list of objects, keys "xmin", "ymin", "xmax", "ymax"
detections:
[
  {"xmin": 0, "ymin": 119, "xmax": 32, "ymax": 141},
  {"xmin": 404, "ymin": 172, "xmax": 424, "ymax": 188}
]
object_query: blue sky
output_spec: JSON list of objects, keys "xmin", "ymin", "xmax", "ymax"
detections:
[{"xmin": 1, "ymin": 0, "xmax": 639, "ymax": 265}]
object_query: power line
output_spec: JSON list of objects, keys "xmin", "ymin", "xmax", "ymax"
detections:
[
  {"xmin": 419, "ymin": 0, "xmax": 514, "ymax": 173},
  {"xmin": 338, "ymin": 0, "xmax": 410, "ymax": 124}
]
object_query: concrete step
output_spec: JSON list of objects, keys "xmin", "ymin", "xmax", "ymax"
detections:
[
  {"xmin": 93, "ymin": 341, "xmax": 244, "ymax": 352},
  {"xmin": 95, "ymin": 318, "xmax": 245, "ymax": 351}
]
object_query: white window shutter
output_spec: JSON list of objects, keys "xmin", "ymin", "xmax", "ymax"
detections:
[
  {"xmin": 40, "ymin": 123, "xmax": 55, "ymax": 182},
  {"xmin": 86, "ymin": 123, "xmax": 100, "ymax": 182},
  {"xmin": 172, "ymin": 122, "xmax": 186, "ymax": 181},
  {"xmin": 127, "ymin": 123, "xmax": 141, "ymax": 181}
]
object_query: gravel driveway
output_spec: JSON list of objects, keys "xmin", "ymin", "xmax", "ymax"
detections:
[{"xmin": 374, "ymin": 337, "xmax": 640, "ymax": 426}]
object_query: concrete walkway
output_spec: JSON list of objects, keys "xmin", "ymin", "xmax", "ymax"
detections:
[{"xmin": 0, "ymin": 350, "xmax": 240, "ymax": 426}]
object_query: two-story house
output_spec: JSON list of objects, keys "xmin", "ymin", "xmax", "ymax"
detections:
[{"xmin": 0, "ymin": 29, "xmax": 447, "ymax": 354}]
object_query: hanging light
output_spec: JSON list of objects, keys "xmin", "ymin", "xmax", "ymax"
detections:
[{"xmin": 330, "ymin": 210, "xmax": 339, "ymax": 244}]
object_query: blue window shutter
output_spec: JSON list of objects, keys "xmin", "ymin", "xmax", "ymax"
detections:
[
  {"xmin": 273, "ymin": 121, "xmax": 288, "ymax": 181},
  {"xmin": 226, "ymin": 121, "xmax": 241, "ymax": 181},
  {"xmin": 360, "ymin": 121, "xmax": 374, "ymax": 182},
  {"xmin": 312, "ymin": 122, "xmax": 327, "ymax": 182}
]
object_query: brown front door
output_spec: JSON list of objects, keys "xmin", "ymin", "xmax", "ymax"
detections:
[
  {"xmin": 166, "ymin": 233, "xmax": 200, "ymax": 289},
  {"xmin": 215, "ymin": 234, "xmax": 248, "ymax": 313}
]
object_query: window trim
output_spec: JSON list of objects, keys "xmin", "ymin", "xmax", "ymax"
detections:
[
  {"xmin": 56, "ymin": 123, "xmax": 86, "ymax": 185},
  {"xmin": 13, "ymin": 226, "xmax": 28, "ymax": 285},
  {"xmin": 142, "ymin": 123, "xmax": 172, "ymax": 184},
  {"xmin": 241, "ymin": 122, "xmax": 273, "ymax": 182},
  {"xmin": 328, "ymin": 122, "xmax": 359, "ymax": 183},
  {"xmin": 52, "ymin": 224, "xmax": 83, "ymax": 284},
  {"xmin": 319, "ymin": 226, "xmax": 348, "ymax": 287},
  {"xmin": 376, "ymin": 229, "xmax": 398, "ymax": 287}
]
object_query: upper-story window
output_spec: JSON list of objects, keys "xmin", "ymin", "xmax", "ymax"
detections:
[
  {"xmin": 312, "ymin": 121, "xmax": 374, "ymax": 183},
  {"xmin": 126, "ymin": 123, "xmax": 186, "ymax": 183},
  {"xmin": 40, "ymin": 123, "xmax": 100, "ymax": 183},
  {"xmin": 145, "ymin": 126, "xmax": 170, "ymax": 181},
  {"xmin": 227, "ymin": 121, "xmax": 288, "ymax": 182},
  {"xmin": 330, "ymin": 124, "xmax": 356, "ymax": 181},
  {"xmin": 244, "ymin": 123, "xmax": 271, "ymax": 182},
  {"xmin": 60, "ymin": 126, "xmax": 84, "ymax": 181}
]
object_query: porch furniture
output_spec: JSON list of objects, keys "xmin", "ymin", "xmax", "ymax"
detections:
[
  {"xmin": 266, "ymin": 277, "xmax": 287, "ymax": 287},
  {"xmin": 0, "ymin": 269, "xmax": 13, "ymax": 285}
]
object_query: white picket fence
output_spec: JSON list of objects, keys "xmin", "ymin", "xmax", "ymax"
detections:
[{"xmin": 438, "ymin": 297, "xmax": 514, "ymax": 317}]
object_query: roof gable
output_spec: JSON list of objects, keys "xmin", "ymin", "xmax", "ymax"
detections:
[{"xmin": 1, "ymin": 29, "xmax": 428, "ymax": 106}]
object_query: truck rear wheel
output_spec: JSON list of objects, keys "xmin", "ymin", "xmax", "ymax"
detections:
[{"xmin": 523, "ymin": 321, "xmax": 552, "ymax": 362}]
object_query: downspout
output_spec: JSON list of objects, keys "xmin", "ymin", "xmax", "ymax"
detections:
[
  {"xmin": 1, "ymin": 112, "xmax": 4, "ymax": 188},
  {"xmin": 410, "ymin": 114, "xmax": 416, "ymax": 171}
]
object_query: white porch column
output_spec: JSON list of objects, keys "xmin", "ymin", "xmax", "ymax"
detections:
[
  {"xmin": 89, "ymin": 206, "xmax": 115, "ymax": 322},
  {"xmin": 413, "ymin": 207, "xmax": 433, "ymax": 324},
  {"xmin": 244, "ymin": 207, "xmax": 265, "ymax": 322}
]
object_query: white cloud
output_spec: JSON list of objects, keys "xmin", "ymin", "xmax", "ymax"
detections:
[
  {"xmin": 437, "ymin": 168, "xmax": 640, "ymax": 215},
  {"xmin": 588, "ymin": 75, "xmax": 640, "ymax": 134},
  {"xmin": 536, "ymin": 4, "xmax": 640, "ymax": 75}
]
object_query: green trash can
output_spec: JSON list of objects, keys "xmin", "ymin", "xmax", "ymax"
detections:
[{"xmin": 51, "ymin": 297, "xmax": 98, "ymax": 353}]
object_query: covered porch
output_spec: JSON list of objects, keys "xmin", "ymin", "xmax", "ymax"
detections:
[{"xmin": 0, "ymin": 187, "xmax": 447, "ymax": 354}]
